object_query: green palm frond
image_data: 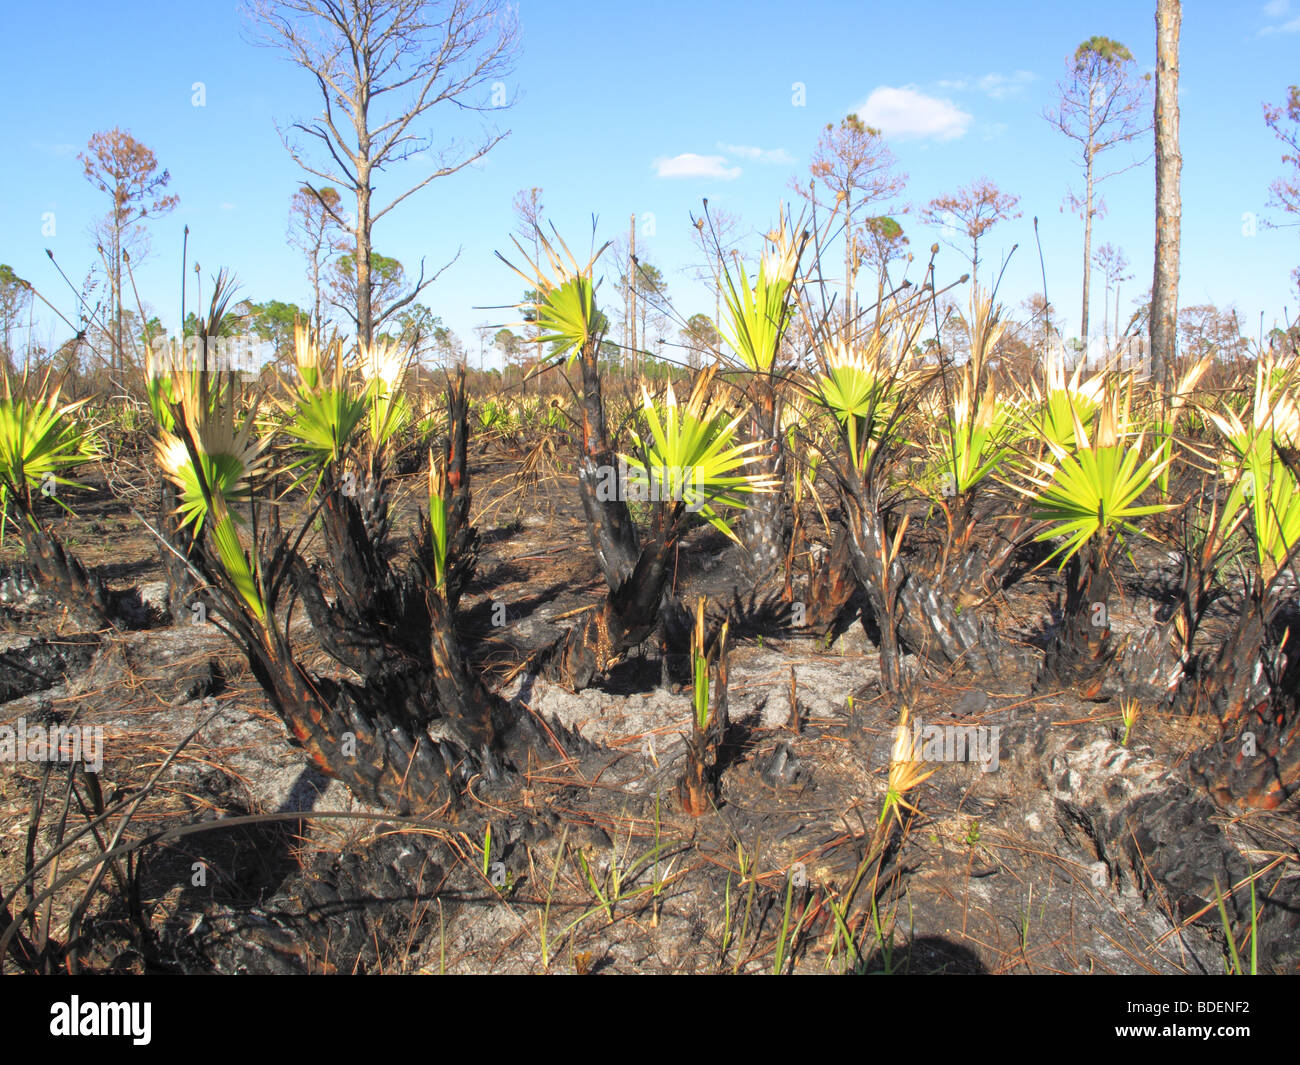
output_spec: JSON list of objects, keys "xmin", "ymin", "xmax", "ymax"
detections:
[
  {"xmin": 718, "ymin": 210, "xmax": 802, "ymax": 373},
  {"xmin": 620, "ymin": 367, "xmax": 776, "ymax": 542},
  {"xmin": 1020, "ymin": 346, "xmax": 1107, "ymax": 451},
  {"xmin": 282, "ymin": 393, "xmax": 347, "ymax": 465},
  {"xmin": 152, "ymin": 372, "xmax": 270, "ymax": 622},
  {"xmin": 208, "ymin": 496, "xmax": 266, "ymax": 621},
  {"xmin": 427, "ymin": 451, "xmax": 450, "ymax": 591},
  {"xmin": 0, "ymin": 374, "xmax": 100, "ymax": 508},
  {"xmin": 808, "ymin": 333, "xmax": 911, "ymax": 473},
  {"xmin": 155, "ymin": 374, "xmax": 268, "ymax": 535},
  {"xmin": 498, "ymin": 228, "xmax": 610, "ymax": 364},
  {"xmin": 938, "ymin": 382, "xmax": 1020, "ymax": 497},
  {"xmin": 1014, "ymin": 381, "xmax": 1171, "ymax": 567},
  {"xmin": 1207, "ymin": 357, "xmax": 1300, "ymax": 581},
  {"xmin": 357, "ymin": 339, "xmax": 413, "ymax": 449}
]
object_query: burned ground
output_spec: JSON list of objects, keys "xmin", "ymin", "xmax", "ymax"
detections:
[{"xmin": 1, "ymin": 449, "xmax": 1296, "ymax": 975}]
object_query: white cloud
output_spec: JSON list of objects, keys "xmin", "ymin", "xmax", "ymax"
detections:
[
  {"xmin": 219, "ymin": 202, "xmax": 236, "ymax": 211},
  {"xmin": 976, "ymin": 71, "xmax": 1035, "ymax": 100},
  {"xmin": 936, "ymin": 72, "xmax": 1034, "ymax": 100},
  {"xmin": 1261, "ymin": 15, "xmax": 1300, "ymax": 32},
  {"xmin": 31, "ymin": 141, "xmax": 79, "ymax": 158},
  {"xmin": 1261, "ymin": 0, "xmax": 1300, "ymax": 32},
  {"xmin": 715, "ymin": 142, "xmax": 795, "ymax": 165},
  {"xmin": 653, "ymin": 153, "xmax": 742, "ymax": 180},
  {"xmin": 855, "ymin": 86, "xmax": 972, "ymax": 141}
]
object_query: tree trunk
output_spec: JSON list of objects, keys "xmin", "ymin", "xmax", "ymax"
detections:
[
  {"xmin": 532, "ymin": 335, "xmax": 682, "ymax": 688},
  {"xmin": 843, "ymin": 193, "xmax": 853, "ymax": 334},
  {"xmin": 838, "ymin": 483, "xmax": 1004, "ymax": 685},
  {"xmin": 740, "ymin": 383, "xmax": 788, "ymax": 583},
  {"xmin": 1082, "ymin": 149, "xmax": 1094, "ymax": 347},
  {"xmin": 356, "ymin": 170, "xmax": 373, "ymax": 347},
  {"xmin": 1151, "ymin": 0, "xmax": 1182, "ymax": 390},
  {"xmin": 628, "ymin": 216, "xmax": 637, "ymax": 377},
  {"xmin": 113, "ymin": 223, "xmax": 123, "ymax": 383},
  {"xmin": 1115, "ymin": 283, "xmax": 1122, "ymax": 350},
  {"xmin": 1037, "ymin": 544, "xmax": 1115, "ymax": 696}
]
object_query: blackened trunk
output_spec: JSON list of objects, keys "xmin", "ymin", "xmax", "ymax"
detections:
[
  {"xmin": 1036, "ymin": 547, "xmax": 1115, "ymax": 696},
  {"xmin": 537, "ymin": 341, "xmax": 680, "ymax": 689},
  {"xmin": 740, "ymin": 386, "xmax": 788, "ymax": 583},
  {"xmin": 842, "ymin": 492, "xmax": 1003, "ymax": 682},
  {"xmin": 246, "ymin": 629, "xmax": 465, "ymax": 816},
  {"xmin": 536, "ymin": 522, "xmax": 679, "ymax": 689},
  {"xmin": 15, "ymin": 507, "xmax": 114, "ymax": 631},
  {"xmin": 1189, "ymin": 590, "xmax": 1300, "ymax": 809},
  {"xmin": 157, "ymin": 480, "xmax": 198, "ymax": 621},
  {"xmin": 574, "ymin": 343, "xmax": 639, "ymax": 587}
]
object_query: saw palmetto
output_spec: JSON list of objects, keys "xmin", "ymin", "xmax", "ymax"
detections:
[
  {"xmin": 937, "ymin": 377, "xmax": 1020, "ymax": 499},
  {"xmin": 1021, "ymin": 344, "xmax": 1107, "ymax": 451},
  {"xmin": 809, "ymin": 331, "xmax": 912, "ymax": 474},
  {"xmin": 1015, "ymin": 378, "xmax": 1171, "ymax": 568},
  {"xmin": 357, "ymin": 337, "xmax": 413, "ymax": 449},
  {"xmin": 621, "ymin": 367, "xmax": 777, "ymax": 542},
  {"xmin": 880, "ymin": 704, "xmax": 938, "ymax": 828},
  {"xmin": 718, "ymin": 209, "xmax": 803, "ymax": 373},
  {"xmin": 498, "ymin": 227, "xmax": 610, "ymax": 367},
  {"xmin": 0, "ymin": 371, "xmax": 100, "ymax": 521},
  {"xmin": 280, "ymin": 326, "xmax": 367, "ymax": 481},
  {"xmin": 154, "ymin": 373, "xmax": 270, "ymax": 620},
  {"xmin": 1207, "ymin": 355, "xmax": 1300, "ymax": 583}
]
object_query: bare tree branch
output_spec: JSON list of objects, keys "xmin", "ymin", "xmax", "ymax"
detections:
[{"xmin": 243, "ymin": 0, "xmax": 518, "ymax": 344}]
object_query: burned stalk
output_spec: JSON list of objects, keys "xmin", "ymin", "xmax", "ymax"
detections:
[{"xmin": 149, "ymin": 339, "xmax": 578, "ymax": 816}]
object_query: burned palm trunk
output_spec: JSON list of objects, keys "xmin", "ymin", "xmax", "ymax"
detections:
[
  {"xmin": 1185, "ymin": 583, "xmax": 1276, "ymax": 724},
  {"xmin": 157, "ymin": 480, "xmax": 199, "ymax": 621},
  {"xmin": 217, "ymin": 371, "xmax": 570, "ymax": 816},
  {"xmin": 537, "ymin": 342, "xmax": 678, "ymax": 689},
  {"xmin": 440, "ymin": 370, "xmax": 479, "ymax": 614},
  {"xmin": 537, "ymin": 521, "xmax": 679, "ymax": 689},
  {"xmin": 839, "ymin": 484, "xmax": 1003, "ymax": 687},
  {"xmin": 1186, "ymin": 588, "xmax": 1300, "ymax": 809},
  {"xmin": 1115, "ymin": 545, "xmax": 1214, "ymax": 703},
  {"xmin": 260, "ymin": 560, "xmax": 562, "ymax": 815},
  {"xmin": 1192, "ymin": 700, "xmax": 1300, "ymax": 811},
  {"xmin": 13, "ymin": 504, "xmax": 114, "ymax": 631},
  {"xmin": 1114, "ymin": 618, "xmax": 1186, "ymax": 702},
  {"xmin": 246, "ymin": 629, "xmax": 466, "ymax": 815},
  {"xmin": 424, "ymin": 584, "xmax": 497, "ymax": 755},
  {"xmin": 933, "ymin": 507, "xmax": 1034, "ymax": 606},
  {"xmin": 574, "ymin": 346, "xmax": 639, "ymax": 588},
  {"xmin": 318, "ymin": 464, "xmax": 400, "ymax": 622},
  {"xmin": 740, "ymin": 386, "xmax": 788, "ymax": 584},
  {"xmin": 805, "ymin": 525, "xmax": 858, "ymax": 634},
  {"xmin": 1036, "ymin": 545, "xmax": 1115, "ymax": 696},
  {"xmin": 287, "ymin": 552, "xmax": 432, "ymax": 723}
]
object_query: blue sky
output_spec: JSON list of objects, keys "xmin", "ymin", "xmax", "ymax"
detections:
[{"xmin": 2, "ymin": 0, "xmax": 1298, "ymax": 368}]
